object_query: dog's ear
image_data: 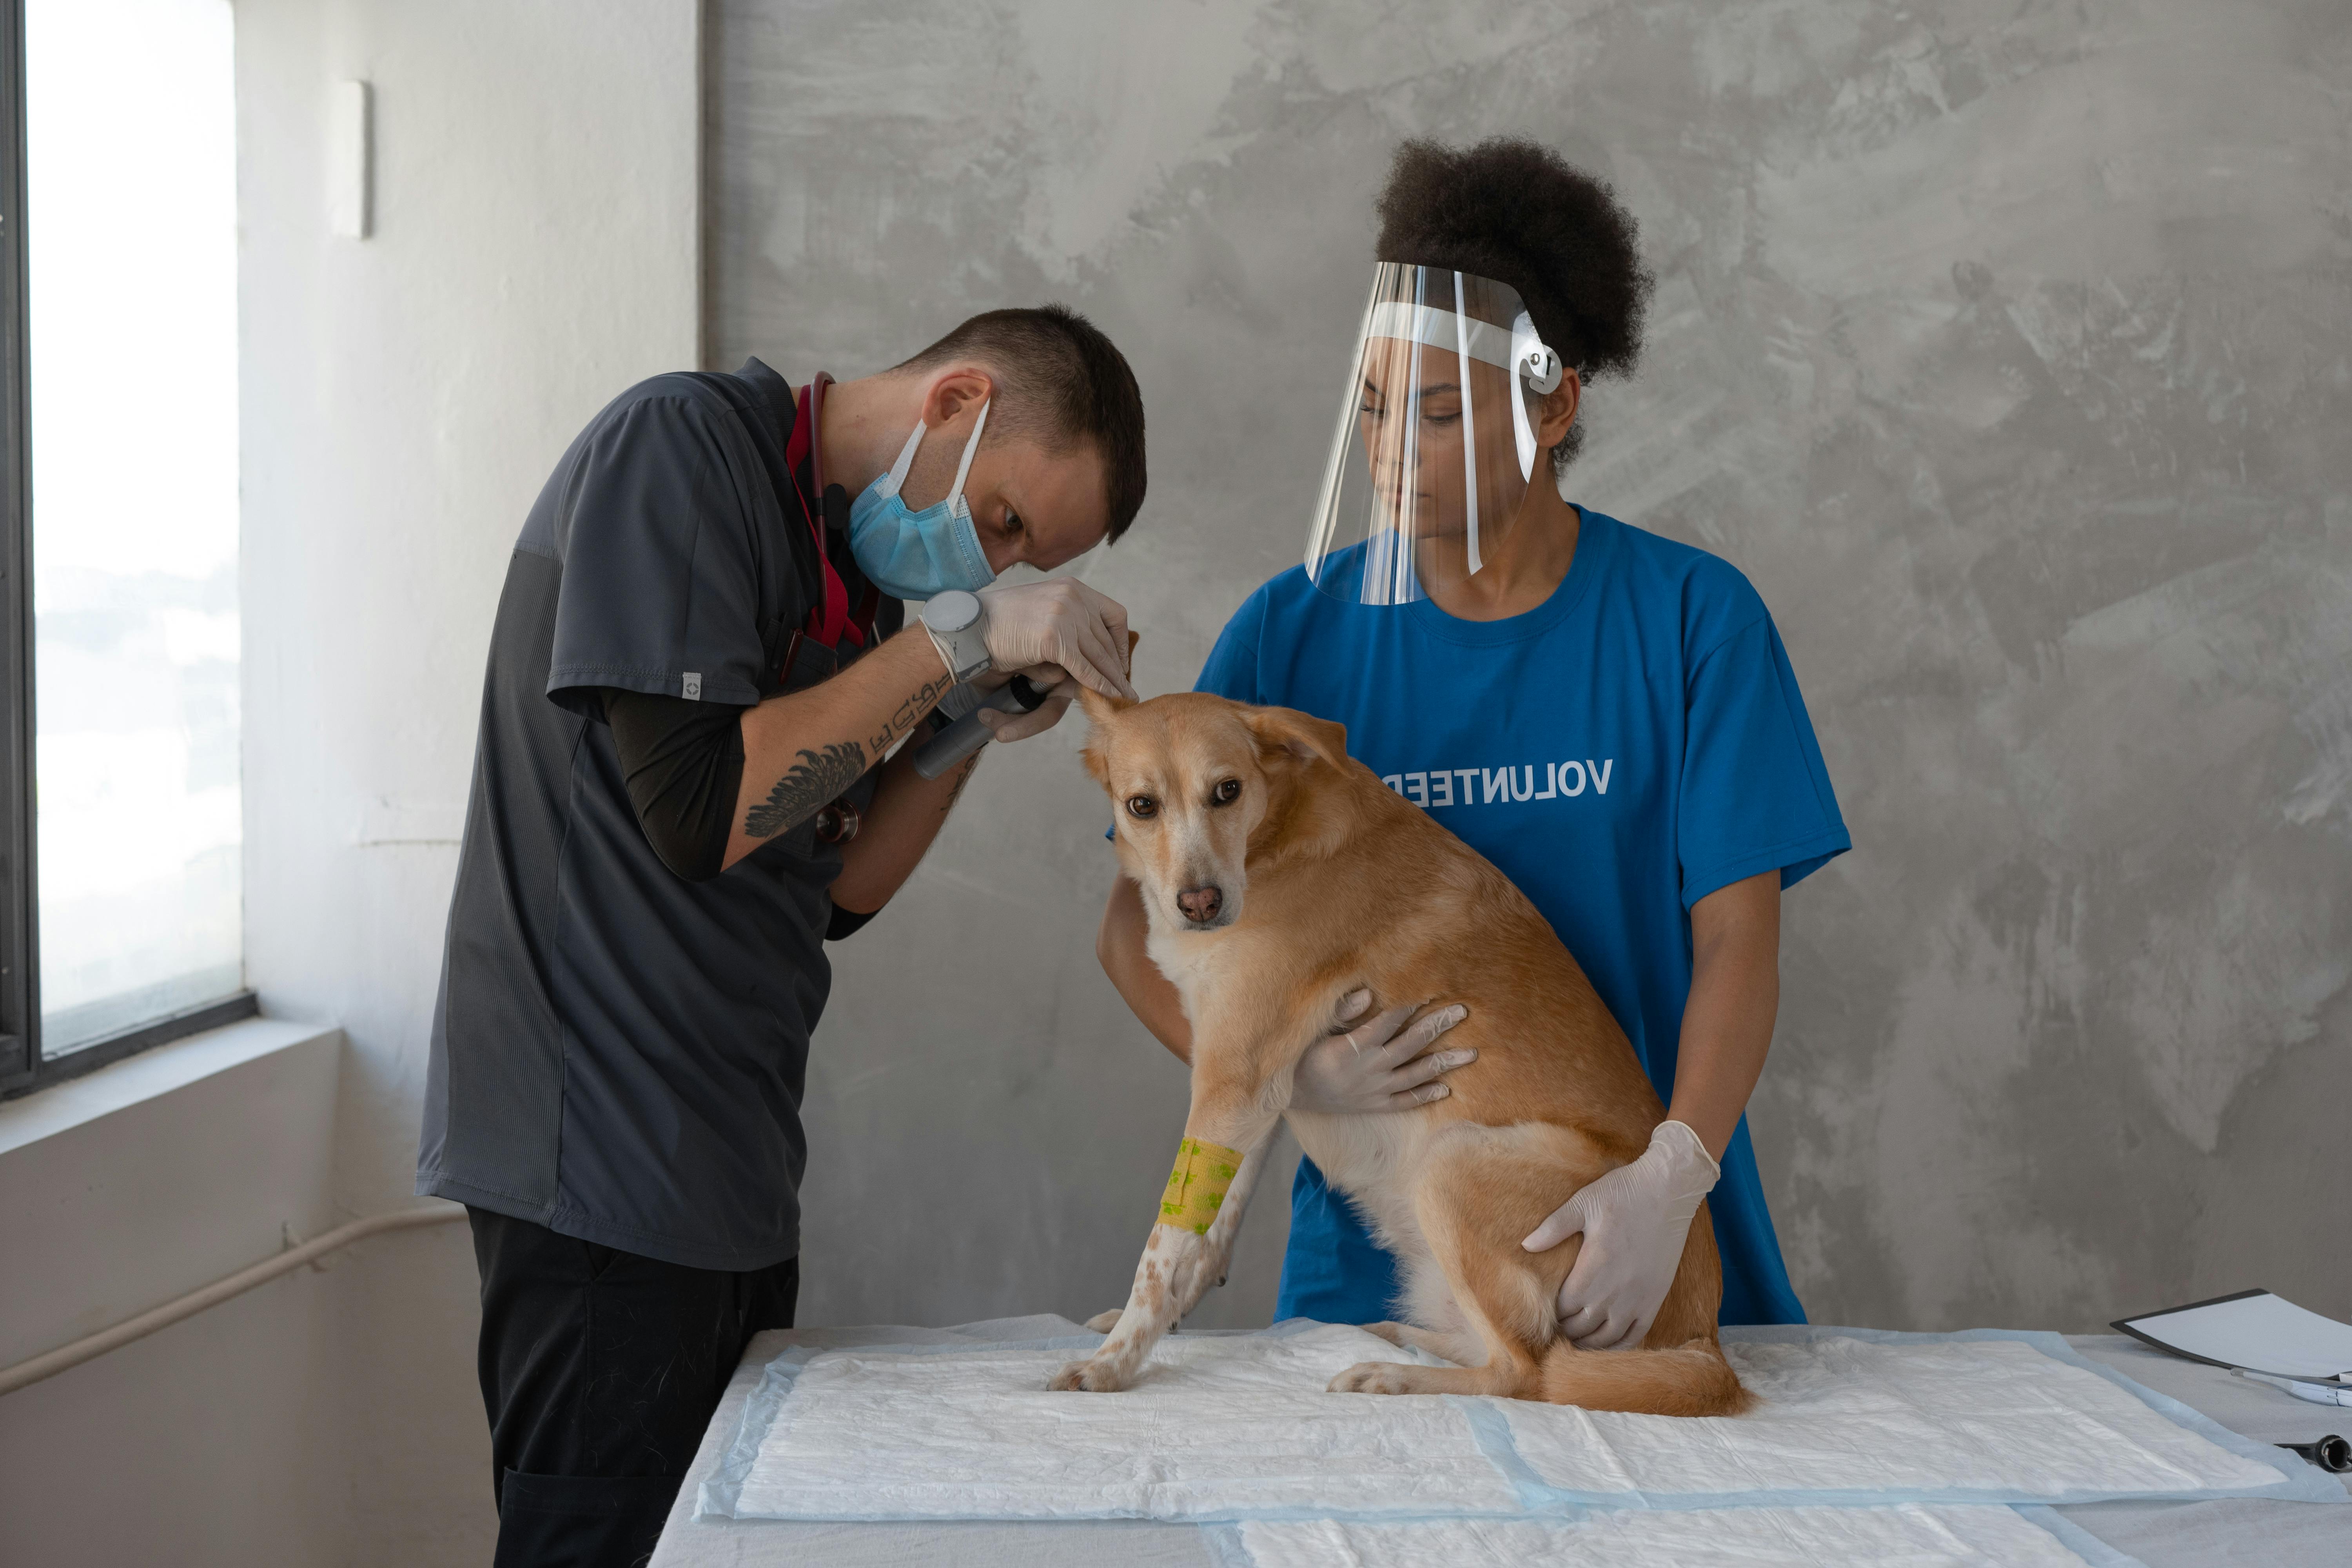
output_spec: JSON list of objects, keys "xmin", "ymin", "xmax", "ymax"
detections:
[
  {"xmin": 1078, "ymin": 686, "xmax": 1135, "ymax": 724},
  {"xmin": 1244, "ymin": 705, "xmax": 1350, "ymax": 772},
  {"xmin": 1078, "ymin": 686, "xmax": 1134, "ymax": 787}
]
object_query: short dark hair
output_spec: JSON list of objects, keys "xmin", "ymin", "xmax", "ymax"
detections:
[
  {"xmin": 892, "ymin": 304, "xmax": 1147, "ymax": 542},
  {"xmin": 1375, "ymin": 138, "xmax": 1653, "ymax": 474}
]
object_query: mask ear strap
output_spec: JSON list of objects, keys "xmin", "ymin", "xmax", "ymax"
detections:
[
  {"xmin": 946, "ymin": 401, "xmax": 990, "ymax": 513},
  {"xmin": 878, "ymin": 421, "xmax": 927, "ymax": 500}
]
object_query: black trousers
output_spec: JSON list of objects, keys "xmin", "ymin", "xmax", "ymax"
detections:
[{"xmin": 468, "ymin": 1208, "xmax": 799, "ymax": 1568}]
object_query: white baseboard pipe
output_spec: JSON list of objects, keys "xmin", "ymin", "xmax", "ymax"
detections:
[{"xmin": 0, "ymin": 1203, "xmax": 468, "ymax": 1397}]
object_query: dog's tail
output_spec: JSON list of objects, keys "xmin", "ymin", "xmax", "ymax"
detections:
[{"xmin": 1537, "ymin": 1334, "xmax": 1753, "ymax": 1417}]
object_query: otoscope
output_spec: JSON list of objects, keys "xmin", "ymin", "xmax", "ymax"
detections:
[{"xmin": 912, "ymin": 674, "xmax": 1051, "ymax": 779}]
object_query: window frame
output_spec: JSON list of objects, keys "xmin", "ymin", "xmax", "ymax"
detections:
[{"xmin": 0, "ymin": 0, "xmax": 253, "ymax": 1101}]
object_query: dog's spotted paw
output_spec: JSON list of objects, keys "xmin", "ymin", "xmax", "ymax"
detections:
[
  {"xmin": 1327, "ymin": 1360, "xmax": 1420, "ymax": 1396},
  {"xmin": 1083, "ymin": 1308, "xmax": 1124, "ymax": 1333},
  {"xmin": 1049, "ymin": 1358, "xmax": 1130, "ymax": 1393}
]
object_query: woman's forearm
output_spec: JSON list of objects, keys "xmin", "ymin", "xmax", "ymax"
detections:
[
  {"xmin": 1663, "ymin": 870, "xmax": 1781, "ymax": 1160},
  {"xmin": 1097, "ymin": 875, "xmax": 1192, "ymax": 1063}
]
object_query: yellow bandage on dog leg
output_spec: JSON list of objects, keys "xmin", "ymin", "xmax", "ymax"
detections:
[{"xmin": 1159, "ymin": 1137, "xmax": 1246, "ymax": 1235}]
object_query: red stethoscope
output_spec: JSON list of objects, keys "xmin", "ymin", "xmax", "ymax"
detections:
[
  {"xmin": 789, "ymin": 372, "xmax": 879, "ymax": 655},
  {"xmin": 785, "ymin": 372, "xmax": 880, "ymax": 846}
]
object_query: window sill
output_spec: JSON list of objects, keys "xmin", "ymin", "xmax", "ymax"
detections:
[
  {"xmin": 0, "ymin": 1013, "xmax": 335, "ymax": 1157},
  {"xmin": 2, "ymin": 991, "xmax": 262, "ymax": 1102}
]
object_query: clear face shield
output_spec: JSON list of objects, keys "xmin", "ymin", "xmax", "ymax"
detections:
[{"xmin": 1304, "ymin": 263, "xmax": 1563, "ymax": 606}]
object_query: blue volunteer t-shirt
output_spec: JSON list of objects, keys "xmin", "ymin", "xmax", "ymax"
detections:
[{"xmin": 1196, "ymin": 508, "xmax": 1849, "ymax": 1328}]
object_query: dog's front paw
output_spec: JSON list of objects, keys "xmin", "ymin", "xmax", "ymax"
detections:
[
  {"xmin": 1083, "ymin": 1308, "xmax": 1124, "ymax": 1333},
  {"xmin": 1327, "ymin": 1360, "xmax": 1419, "ymax": 1396},
  {"xmin": 1049, "ymin": 1357, "xmax": 1131, "ymax": 1393}
]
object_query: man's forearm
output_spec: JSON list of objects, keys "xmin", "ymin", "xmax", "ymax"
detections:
[
  {"xmin": 722, "ymin": 628, "xmax": 953, "ymax": 871},
  {"xmin": 1662, "ymin": 870, "xmax": 1780, "ymax": 1160},
  {"xmin": 828, "ymin": 744, "xmax": 982, "ymax": 913}
]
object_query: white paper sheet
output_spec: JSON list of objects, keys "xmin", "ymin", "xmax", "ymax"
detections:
[
  {"xmin": 701, "ymin": 1322, "xmax": 2319, "ymax": 1525},
  {"xmin": 1492, "ymin": 1333, "xmax": 2285, "ymax": 1506},
  {"xmin": 1234, "ymin": 1504, "xmax": 2104, "ymax": 1567},
  {"xmin": 705, "ymin": 1325, "xmax": 1522, "ymax": 1522},
  {"xmin": 2117, "ymin": 1292, "xmax": 2352, "ymax": 1382}
]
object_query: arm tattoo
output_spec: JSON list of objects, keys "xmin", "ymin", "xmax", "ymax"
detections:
[
  {"xmin": 938, "ymin": 752, "xmax": 981, "ymax": 817},
  {"xmin": 871, "ymin": 671, "xmax": 960, "ymax": 755},
  {"xmin": 744, "ymin": 740, "xmax": 867, "ymax": 839}
]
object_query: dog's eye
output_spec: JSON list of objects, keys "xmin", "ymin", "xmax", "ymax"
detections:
[
  {"xmin": 1126, "ymin": 795, "xmax": 1159, "ymax": 819},
  {"xmin": 1210, "ymin": 779, "xmax": 1242, "ymax": 806}
]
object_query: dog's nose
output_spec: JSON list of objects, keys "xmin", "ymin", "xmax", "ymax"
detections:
[{"xmin": 1176, "ymin": 885, "xmax": 1224, "ymax": 924}]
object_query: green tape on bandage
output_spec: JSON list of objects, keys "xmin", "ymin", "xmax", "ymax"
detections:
[{"xmin": 1158, "ymin": 1136, "xmax": 1245, "ymax": 1235}]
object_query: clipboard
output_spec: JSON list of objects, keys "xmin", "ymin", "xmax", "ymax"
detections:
[{"xmin": 2112, "ymin": 1287, "xmax": 2352, "ymax": 1383}]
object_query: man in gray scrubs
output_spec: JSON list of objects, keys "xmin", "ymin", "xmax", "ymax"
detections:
[{"xmin": 415, "ymin": 305, "xmax": 1145, "ymax": 1566}]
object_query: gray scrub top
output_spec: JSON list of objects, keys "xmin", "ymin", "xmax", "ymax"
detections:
[{"xmin": 416, "ymin": 358, "xmax": 901, "ymax": 1271}]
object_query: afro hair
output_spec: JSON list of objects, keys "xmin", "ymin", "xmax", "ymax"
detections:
[{"xmin": 1375, "ymin": 138, "xmax": 1652, "ymax": 473}]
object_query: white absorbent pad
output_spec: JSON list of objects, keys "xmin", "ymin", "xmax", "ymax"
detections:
[
  {"xmin": 701, "ymin": 1324, "xmax": 1519, "ymax": 1522},
  {"xmin": 1491, "ymin": 1326, "xmax": 2321, "ymax": 1509},
  {"xmin": 696, "ymin": 1321, "xmax": 2339, "ymax": 1524},
  {"xmin": 1221, "ymin": 1503, "xmax": 2136, "ymax": 1568}
]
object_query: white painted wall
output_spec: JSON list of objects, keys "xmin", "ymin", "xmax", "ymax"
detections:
[
  {"xmin": 238, "ymin": 2, "xmax": 701, "ymax": 1558},
  {"xmin": 0, "ymin": 1022, "xmax": 344, "ymax": 1567},
  {"xmin": 0, "ymin": 5, "xmax": 697, "ymax": 1565}
]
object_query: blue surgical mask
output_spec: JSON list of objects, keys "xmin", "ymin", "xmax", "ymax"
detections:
[{"xmin": 846, "ymin": 401, "xmax": 997, "ymax": 601}]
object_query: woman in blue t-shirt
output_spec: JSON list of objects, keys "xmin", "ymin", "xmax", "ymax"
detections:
[{"xmin": 1097, "ymin": 138, "xmax": 1849, "ymax": 1348}]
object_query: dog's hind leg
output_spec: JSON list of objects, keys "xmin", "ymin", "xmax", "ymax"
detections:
[
  {"xmin": 1537, "ymin": 1199, "xmax": 1750, "ymax": 1417},
  {"xmin": 1357, "ymin": 1260, "xmax": 1479, "ymax": 1362},
  {"xmin": 1329, "ymin": 1122, "xmax": 1613, "ymax": 1399},
  {"xmin": 1327, "ymin": 1124, "xmax": 1752, "ymax": 1415},
  {"xmin": 1360, "ymin": 1319, "xmax": 1477, "ymax": 1362}
]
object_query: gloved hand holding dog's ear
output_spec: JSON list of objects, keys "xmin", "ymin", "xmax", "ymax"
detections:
[
  {"xmin": 1521, "ymin": 1120, "xmax": 1719, "ymax": 1351},
  {"xmin": 973, "ymin": 623, "xmax": 1140, "ymax": 748},
  {"xmin": 976, "ymin": 579, "xmax": 1136, "ymax": 702},
  {"xmin": 1288, "ymin": 990, "xmax": 1474, "ymax": 1114}
]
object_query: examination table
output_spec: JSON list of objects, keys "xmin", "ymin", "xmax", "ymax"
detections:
[{"xmin": 650, "ymin": 1316, "xmax": 2351, "ymax": 1567}]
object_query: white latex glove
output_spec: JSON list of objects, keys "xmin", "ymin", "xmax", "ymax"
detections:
[
  {"xmin": 1289, "ymin": 989, "xmax": 1474, "ymax": 1114},
  {"xmin": 1521, "ymin": 1120, "xmax": 1720, "ymax": 1351},
  {"xmin": 975, "ymin": 579, "xmax": 1136, "ymax": 702},
  {"xmin": 975, "ymin": 664, "xmax": 1078, "ymax": 744}
]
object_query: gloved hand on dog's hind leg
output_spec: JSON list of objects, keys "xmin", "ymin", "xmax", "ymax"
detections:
[
  {"xmin": 1521, "ymin": 1119, "xmax": 1720, "ymax": 1351},
  {"xmin": 1288, "ymin": 990, "xmax": 1473, "ymax": 1115}
]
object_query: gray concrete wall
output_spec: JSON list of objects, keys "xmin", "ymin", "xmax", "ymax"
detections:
[{"xmin": 710, "ymin": 0, "xmax": 2352, "ymax": 1334}]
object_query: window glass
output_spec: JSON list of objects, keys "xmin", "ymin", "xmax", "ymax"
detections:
[{"xmin": 27, "ymin": 0, "xmax": 240, "ymax": 1053}]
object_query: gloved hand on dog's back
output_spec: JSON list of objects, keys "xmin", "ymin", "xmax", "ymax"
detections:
[
  {"xmin": 1288, "ymin": 990, "xmax": 1474, "ymax": 1114},
  {"xmin": 1521, "ymin": 1120, "xmax": 1720, "ymax": 1352}
]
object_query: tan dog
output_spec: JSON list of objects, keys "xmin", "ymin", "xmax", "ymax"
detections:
[{"xmin": 1056, "ymin": 690, "xmax": 1750, "ymax": 1417}]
